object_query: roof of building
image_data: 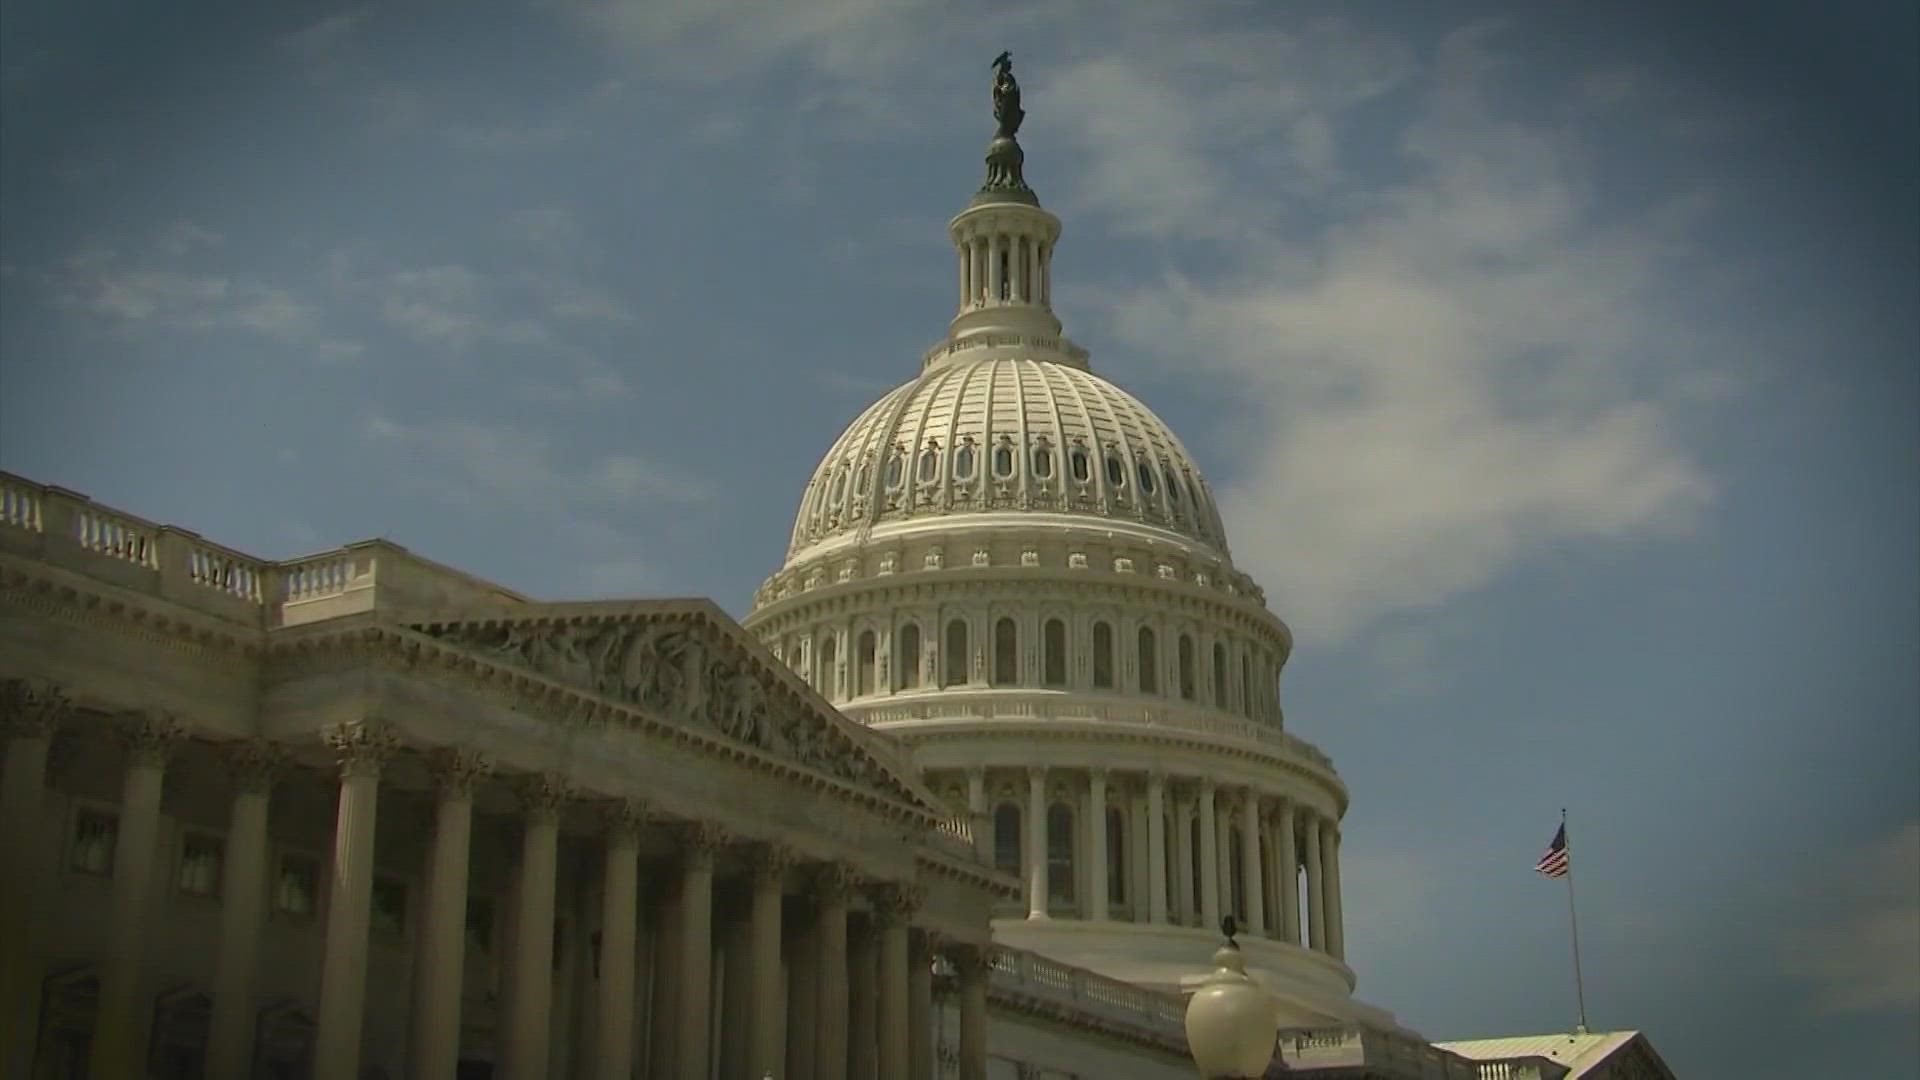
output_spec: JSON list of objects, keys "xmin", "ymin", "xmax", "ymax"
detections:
[{"xmin": 1435, "ymin": 1030, "xmax": 1660, "ymax": 1077}]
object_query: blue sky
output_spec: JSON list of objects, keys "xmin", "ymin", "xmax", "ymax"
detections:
[{"xmin": 2, "ymin": 2, "xmax": 1914, "ymax": 1075}]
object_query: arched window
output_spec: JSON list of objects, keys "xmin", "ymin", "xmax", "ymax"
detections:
[
  {"xmin": 943, "ymin": 619, "xmax": 969, "ymax": 687},
  {"xmin": 954, "ymin": 443, "xmax": 976, "ymax": 479},
  {"xmin": 857, "ymin": 631, "xmax": 876, "ymax": 696},
  {"xmin": 993, "ymin": 805, "xmax": 1021, "ymax": 877},
  {"xmin": 831, "ymin": 469, "xmax": 848, "ymax": 505},
  {"xmin": 1047, "ymin": 803, "xmax": 1075, "ymax": 905},
  {"xmin": 1137, "ymin": 627, "xmax": 1158, "ymax": 694},
  {"xmin": 1070, "ymin": 446, "xmax": 1091, "ymax": 482},
  {"xmin": 854, "ymin": 464, "xmax": 869, "ymax": 494},
  {"xmin": 1137, "ymin": 460, "xmax": 1158, "ymax": 495},
  {"xmin": 1212, "ymin": 642, "xmax": 1228, "ymax": 708},
  {"xmin": 917, "ymin": 447, "xmax": 940, "ymax": 483},
  {"xmin": 1107, "ymin": 807, "xmax": 1127, "ymax": 906},
  {"xmin": 1043, "ymin": 618, "xmax": 1067, "ymax": 687},
  {"xmin": 1032, "ymin": 443, "xmax": 1054, "ymax": 479},
  {"xmin": 993, "ymin": 440, "xmax": 1015, "ymax": 478},
  {"xmin": 1091, "ymin": 622, "xmax": 1114, "ymax": 689},
  {"xmin": 1178, "ymin": 634, "xmax": 1196, "ymax": 701},
  {"xmin": 1105, "ymin": 453, "xmax": 1126, "ymax": 487},
  {"xmin": 818, "ymin": 635, "xmax": 838, "ymax": 700},
  {"xmin": 993, "ymin": 617, "xmax": 1018, "ymax": 686},
  {"xmin": 1164, "ymin": 467, "xmax": 1181, "ymax": 502},
  {"xmin": 897, "ymin": 624, "xmax": 922, "ymax": 690},
  {"xmin": 884, "ymin": 449, "xmax": 904, "ymax": 490}
]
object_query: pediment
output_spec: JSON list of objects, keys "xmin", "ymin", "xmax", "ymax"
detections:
[{"xmin": 406, "ymin": 600, "xmax": 930, "ymax": 811}]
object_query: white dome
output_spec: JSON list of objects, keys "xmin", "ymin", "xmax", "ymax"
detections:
[{"xmin": 787, "ymin": 355, "xmax": 1232, "ymax": 564}]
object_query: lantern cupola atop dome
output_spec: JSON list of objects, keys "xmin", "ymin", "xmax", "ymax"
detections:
[{"xmin": 941, "ymin": 53, "xmax": 1079, "ymax": 364}]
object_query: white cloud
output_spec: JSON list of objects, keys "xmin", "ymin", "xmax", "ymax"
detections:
[
  {"xmin": 1783, "ymin": 820, "xmax": 1920, "ymax": 1016},
  {"xmin": 360, "ymin": 414, "xmax": 708, "ymax": 511},
  {"xmin": 1055, "ymin": 20, "xmax": 1720, "ymax": 643}
]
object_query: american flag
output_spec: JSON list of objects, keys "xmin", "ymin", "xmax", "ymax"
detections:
[{"xmin": 1535, "ymin": 824, "xmax": 1570, "ymax": 879}]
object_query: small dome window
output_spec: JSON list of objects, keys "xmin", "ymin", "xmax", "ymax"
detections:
[
  {"xmin": 884, "ymin": 449, "xmax": 904, "ymax": 490},
  {"xmin": 831, "ymin": 469, "xmax": 849, "ymax": 505},
  {"xmin": 1104, "ymin": 453, "xmax": 1126, "ymax": 487},
  {"xmin": 917, "ymin": 445, "xmax": 940, "ymax": 483},
  {"xmin": 1033, "ymin": 444, "xmax": 1054, "ymax": 479},
  {"xmin": 954, "ymin": 442, "xmax": 977, "ymax": 479},
  {"xmin": 854, "ymin": 464, "xmax": 869, "ymax": 493},
  {"xmin": 1070, "ymin": 447, "xmax": 1091, "ymax": 482},
  {"xmin": 1137, "ymin": 460, "xmax": 1157, "ymax": 494},
  {"xmin": 1164, "ymin": 467, "xmax": 1180, "ymax": 501},
  {"xmin": 993, "ymin": 439, "xmax": 1016, "ymax": 479}
]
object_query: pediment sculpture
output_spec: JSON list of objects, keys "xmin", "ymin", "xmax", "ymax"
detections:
[{"xmin": 422, "ymin": 617, "xmax": 891, "ymax": 792}]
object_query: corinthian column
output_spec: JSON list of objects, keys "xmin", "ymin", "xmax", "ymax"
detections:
[
  {"xmin": 1025, "ymin": 766, "xmax": 1048, "ymax": 919},
  {"xmin": 88, "ymin": 712, "xmax": 185, "ymax": 1080},
  {"xmin": 847, "ymin": 917, "xmax": 877, "ymax": 1080},
  {"xmin": 0, "ymin": 679, "xmax": 66, "ymax": 1072},
  {"xmin": 747, "ymin": 845, "xmax": 793, "ymax": 1080},
  {"xmin": 501, "ymin": 773, "xmax": 573, "ymax": 1080},
  {"xmin": 1146, "ymin": 770, "xmax": 1168, "ymax": 924},
  {"xmin": 955, "ymin": 945, "xmax": 989, "ymax": 1080},
  {"xmin": 207, "ymin": 741, "xmax": 284, "ymax": 1080},
  {"xmin": 312, "ymin": 719, "xmax": 400, "ymax": 1080},
  {"xmin": 1303, "ymin": 809, "xmax": 1325, "ymax": 953},
  {"xmin": 1278, "ymin": 800, "xmax": 1300, "ymax": 945},
  {"xmin": 813, "ymin": 863, "xmax": 853, "ymax": 1080},
  {"xmin": 1087, "ymin": 769, "xmax": 1109, "ymax": 921},
  {"xmin": 410, "ymin": 750, "xmax": 491, "ymax": 1080},
  {"xmin": 907, "ymin": 929, "xmax": 933, "ymax": 1080},
  {"xmin": 1324, "ymin": 822, "xmax": 1345, "ymax": 961},
  {"xmin": 596, "ymin": 799, "xmax": 647, "ymax": 1080},
  {"xmin": 1240, "ymin": 792, "xmax": 1265, "ymax": 935},
  {"xmin": 1198, "ymin": 779, "xmax": 1220, "ymax": 929},
  {"xmin": 676, "ymin": 823, "xmax": 726, "ymax": 1080},
  {"xmin": 874, "ymin": 885, "xmax": 919, "ymax": 1079}
]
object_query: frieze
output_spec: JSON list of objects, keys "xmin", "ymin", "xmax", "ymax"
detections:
[{"xmin": 417, "ymin": 615, "xmax": 896, "ymax": 796}]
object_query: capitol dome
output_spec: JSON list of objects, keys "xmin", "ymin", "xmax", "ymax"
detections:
[
  {"xmin": 787, "ymin": 355, "xmax": 1233, "ymax": 565},
  {"xmin": 747, "ymin": 88, "xmax": 1393, "ymax": 1035}
]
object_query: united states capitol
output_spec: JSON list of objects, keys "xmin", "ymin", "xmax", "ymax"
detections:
[{"xmin": 0, "ymin": 56, "xmax": 1677, "ymax": 1080}]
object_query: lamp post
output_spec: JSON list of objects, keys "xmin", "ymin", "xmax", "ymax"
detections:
[{"xmin": 1185, "ymin": 916, "xmax": 1276, "ymax": 1079}]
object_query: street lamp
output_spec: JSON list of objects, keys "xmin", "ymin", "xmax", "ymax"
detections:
[{"xmin": 1185, "ymin": 916, "xmax": 1276, "ymax": 1079}]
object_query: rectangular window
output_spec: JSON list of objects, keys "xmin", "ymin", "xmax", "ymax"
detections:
[
  {"xmin": 274, "ymin": 854, "xmax": 319, "ymax": 917},
  {"xmin": 371, "ymin": 877, "xmax": 408, "ymax": 937},
  {"xmin": 70, "ymin": 809, "xmax": 119, "ymax": 876},
  {"xmin": 177, "ymin": 833, "xmax": 224, "ymax": 897}
]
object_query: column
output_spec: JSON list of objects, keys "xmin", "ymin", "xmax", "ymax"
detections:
[
  {"xmin": 966, "ymin": 767, "xmax": 989, "ymax": 862},
  {"xmin": 1198, "ymin": 779, "xmax": 1220, "ymax": 930},
  {"xmin": 969, "ymin": 238, "xmax": 985, "ymax": 307},
  {"xmin": 651, "ymin": 878, "xmax": 683, "ymax": 1078},
  {"xmin": 501, "ymin": 774, "xmax": 571, "ymax": 1080},
  {"xmin": 594, "ymin": 800, "xmax": 645, "ymax": 1080},
  {"xmin": 0, "ymin": 679, "xmax": 65, "ymax": 1072},
  {"xmin": 986, "ymin": 234, "xmax": 1001, "ymax": 303},
  {"xmin": 814, "ymin": 864, "xmax": 853, "ymax": 1080},
  {"xmin": 311, "ymin": 719, "xmax": 397, "ymax": 1080},
  {"xmin": 721, "ymin": 901, "xmax": 753, "ymax": 1080},
  {"xmin": 907, "ymin": 930, "xmax": 933, "ymax": 1080},
  {"xmin": 956, "ymin": 946, "xmax": 989, "ymax": 1080},
  {"xmin": 1324, "ymin": 823, "xmax": 1345, "ymax": 961},
  {"xmin": 956, "ymin": 247, "xmax": 968, "ymax": 308},
  {"xmin": 1028, "ymin": 238, "xmax": 1042, "ymax": 303},
  {"xmin": 786, "ymin": 919, "xmax": 817, "ymax": 1080},
  {"xmin": 207, "ymin": 741, "xmax": 283, "ymax": 1080},
  {"xmin": 1025, "ymin": 766, "xmax": 1048, "ymax": 919},
  {"xmin": 1303, "ymin": 809, "xmax": 1325, "ymax": 953},
  {"xmin": 407, "ymin": 751, "xmax": 490, "ymax": 1079},
  {"xmin": 1278, "ymin": 800, "xmax": 1301, "ymax": 946},
  {"xmin": 847, "ymin": 918, "xmax": 877, "ymax": 1080},
  {"xmin": 874, "ymin": 886, "xmax": 916, "ymax": 1079},
  {"xmin": 747, "ymin": 845, "xmax": 791, "ymax": 1079},
  {"xmin": 1087, "ymin": 769, "xmax": 1109, "ymax": 921},
  {"xmin": 677, "ymin": 824, "xmax": 724, "ymax": 1080},
  {"xmin": 1129, "ymin": 786, "xmax": 1150, "ymax": 924},
  {"xmin": 1174, "ymin": 790, "xmax": 1195, "ymax": 925},
  {"xmin": 1240, "ymin": 792, "xmax": 1265, "ymax": 936},
  {"xmin": 1146, "ymin": 771, "xmax": 1168, "ymax": 924},
  {"xmin": 1216, "ymin": 794, "xmax": 1234, "ymax": 921}
]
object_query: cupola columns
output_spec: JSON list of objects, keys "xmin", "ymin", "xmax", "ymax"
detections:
[{"xmin": 947, "ymin": 202, "xmax": 1065, "ymax": 342}]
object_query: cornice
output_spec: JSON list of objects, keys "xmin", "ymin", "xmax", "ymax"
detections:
[{"xmin": 0, "ymin": 558, "xmax": 266, "ymax": 660}]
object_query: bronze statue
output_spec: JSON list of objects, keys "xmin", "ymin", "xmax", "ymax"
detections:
[{"xmin": 991, "ymin": 51, "xmax": 1024, "ymax": 139}]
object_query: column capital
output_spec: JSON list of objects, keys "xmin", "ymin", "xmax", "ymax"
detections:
[
  {"xmin": 964, "ymin": 764, "xmax": 986, "ymax": 783},
  {"xmin": 1198, "ymin": 775, "xmax": 1216, "ymax": 796},
  {"xmin": 117, "ymin": 711, "xmax": 187, "ymax": 768},
  {"xmin": 1025, "ymin": 764, "xmax": 1046, "ymax": 785},
  {"xmin": 1087, "ymin": 766, "xmax": 1108, "ymax": 785},
  {"xmin": 323, "ymin": 718, "xmax": 399, "ymax": 778},
  {"xmin": 601, "ymin": 797, "xmax": 650, "ymax": 839},
  {"xmin": 514, "ymin": 772, "xmax": 575, "ymax": 822},
  {"xmin": 870, "ymin": 882, "xmax": 926, "ymax": 926},
  {"xmin": 428, "ymin": 747, "xmax": 493, "ymax": 797},
  {"xmin": 747, "ymin": 842, "xmax": 797, "ymax": 885},
  {"xmin": 677, "ymin": 821, "xmax": 730, "ymax": 868},
  {"xmin": 810, "ymin": 861, "xmax": 858, "ymax": 903},
  {"xmin": 223, "ymin": 738, "xmax": 287, "ymax": 795},
  {"xmin": 1, "ymin": 677, "xmax": 71, "ymax": 739}
]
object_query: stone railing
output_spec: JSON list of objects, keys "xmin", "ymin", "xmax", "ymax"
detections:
[
  {"xmin": 0, "ymin": 471, "xmax": 527, "ymax": 628},
  {"xmin": 986, "ymin": 946, "xmax": 1188, "ymax": 1048},
  {"xmin": 853, "ymin": 694, "xmax": 1336, "ymax": 774},
  {"xmin": 1279, "ymin": 1024, "xmax": 1485, "ymax": 1079},
  {"xmin": 1469, "ymin": 1059, "xmax": 1567, "ymax": 1080}
]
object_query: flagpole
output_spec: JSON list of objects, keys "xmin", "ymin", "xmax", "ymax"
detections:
[{"xmin": 1562, "ymin": 808, "xmax": 1589, "ymax": 1035}]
